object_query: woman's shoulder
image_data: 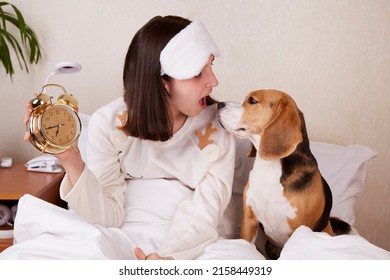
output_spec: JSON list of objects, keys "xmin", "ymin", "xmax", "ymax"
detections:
[
  {"xmin": 89, "ymin": 97, "xmax": 127, "ymax": 129},
  {"xmin": 93, "ymin": 97, "xmax": 126, "ymax": 115}
]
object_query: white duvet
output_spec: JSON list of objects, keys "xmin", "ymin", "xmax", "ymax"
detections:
[
  {"xmin": 280, "ymin": 226, "xmax": 390, "ymax": 260},
  {"xmin": 0, "ymin": 179, "xmax": 264, "ymax": 260}
]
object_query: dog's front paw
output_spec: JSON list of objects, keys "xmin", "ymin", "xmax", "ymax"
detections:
[{"xmin": 265, "ymin": 240, "xmax": 282, "ymax": 260}]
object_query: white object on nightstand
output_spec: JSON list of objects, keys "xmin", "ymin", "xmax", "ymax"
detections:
[
  {"xmin": 0, "ymin": 157, "xmax": 12, "ymax": 168},
  {"xmin": 25, "ymin": 154, "xmax": 62, "ymax": 173}
]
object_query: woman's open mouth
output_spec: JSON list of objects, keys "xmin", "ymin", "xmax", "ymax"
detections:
[{"xmin": 199, "ymin": 97, "xmax": 207, "ymax": 108}]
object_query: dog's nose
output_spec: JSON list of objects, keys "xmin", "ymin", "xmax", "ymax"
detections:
[{"xmin": 217, "ymin": 102, "xmax": 226, "ymax": 109}]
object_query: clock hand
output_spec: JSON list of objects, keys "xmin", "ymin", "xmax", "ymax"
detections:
[
  {"xmin": 45, "ymin": 124, "xmax": 60, "ymax": 130},
  {"xmin": 45, "ymin": 123, "xmax": 66, "ymax": 130},
  {"xmin": 55, "ymin": 123, "xmax": 66, "ymax": 137}
]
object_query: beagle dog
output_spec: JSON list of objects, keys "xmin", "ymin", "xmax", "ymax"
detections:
[{"xmin": 218, "ymin": 89, "xmax": 350, "ymax": 259}]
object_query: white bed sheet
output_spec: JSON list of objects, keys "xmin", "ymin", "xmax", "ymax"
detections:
[{"xmin": 279, "ymin": 225, "xmax": 390, "ymax": 260}]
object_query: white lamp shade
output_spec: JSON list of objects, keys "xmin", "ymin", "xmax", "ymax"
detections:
[{"xmin": 44, "ymin": 61, "xmax": 82, "ymax": 85}]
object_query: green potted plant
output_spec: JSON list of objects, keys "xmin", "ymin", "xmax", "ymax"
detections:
[{"xmin": 0, "ymin": 1, "xmax": 41, "ymax": 80}]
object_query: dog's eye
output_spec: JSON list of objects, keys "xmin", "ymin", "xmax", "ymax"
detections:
[{"xmin": 247, "ymin": 97, "xmax": 258, "ymax": 104}]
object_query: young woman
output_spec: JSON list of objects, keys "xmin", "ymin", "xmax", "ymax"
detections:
[{"xmin": 1, "ymin": 15, "xmax": 263, "ymax": 260}]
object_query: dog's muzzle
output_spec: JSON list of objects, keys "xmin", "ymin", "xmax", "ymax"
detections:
[{"xmin": 217, "ymin": 101, "xmax": 245, "ymax": 134}]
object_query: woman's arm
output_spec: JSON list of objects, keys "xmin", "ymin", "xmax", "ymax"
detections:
[
  {"xmin": 60, "ymin": 106, "xmax": 128, "ymax": 227},
  {"xmin": 56, "ymin": 146, "xmax": 84, "ymax": 186}
]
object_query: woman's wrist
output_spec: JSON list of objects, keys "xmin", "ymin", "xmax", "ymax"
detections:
[{"xmin": 57, "ymin": 146, "xmax": 85, "ymax": 186}]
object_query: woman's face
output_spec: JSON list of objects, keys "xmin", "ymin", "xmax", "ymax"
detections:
[{"xmin": 164, "ymin": 55, "xmax": 219, "ymax": 121}]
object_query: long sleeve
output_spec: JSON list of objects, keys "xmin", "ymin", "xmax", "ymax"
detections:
[{"xmin": 60, "ymin": 99, "xmax": 128, "ymax": 227}]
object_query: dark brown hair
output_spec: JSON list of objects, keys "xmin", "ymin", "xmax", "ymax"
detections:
[{"xmin": 121, "ymin": 16, "xmax": 191, "ymax": 141}]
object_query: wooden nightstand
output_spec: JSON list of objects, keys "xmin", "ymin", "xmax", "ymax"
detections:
[{"xmin": 0, "ymin": 162, "xmax": 65, "ymax": 252}]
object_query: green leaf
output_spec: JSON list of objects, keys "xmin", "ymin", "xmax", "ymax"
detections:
[
  {"xmin": 0, "ymin": 32, "xmax": 13, "ymax": 75},
  {"xmin": 0, "ymin": 1, "xmax": 42, "ymax": 80}
]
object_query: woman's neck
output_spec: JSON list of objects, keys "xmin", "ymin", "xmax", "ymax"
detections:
[{"xmin": 172, "ymin": 112, "xmax": 188, "ymax": 134}]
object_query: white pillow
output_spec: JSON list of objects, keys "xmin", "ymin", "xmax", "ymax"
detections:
[{"xmin": 310, "ymin": 142, "xmax": 377, "ymax": 225}]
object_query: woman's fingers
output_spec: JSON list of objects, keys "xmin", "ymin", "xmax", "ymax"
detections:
[
  {"xmin": 26, "ymin": 102, "xmax": 33, "ymax": 113},
  {"xmin": 24, "ymin": 103, "xmax": 33, "ymax": 141},
  {"xmin": 23, "ymin": 114, "xmax": 30, "ymax": 124},
  {"xmin": 24, "ymin": 102, "xmax": 33, "ymax": 125},
  {"xmin": 24, "ymin": 131, "xmax": 31, "ymax": 142},
  {"xmin": 134, "ymin": 247, "xmax": 147, "ymax": 260},
  {"xmin": 145, "ymin": 253, "xmax": 164, "ymax": 260}
]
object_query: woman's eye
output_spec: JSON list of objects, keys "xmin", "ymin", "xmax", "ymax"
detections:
[{"xmin": 248, "ymin": 97, "xmax": 257, "ymax": 104}]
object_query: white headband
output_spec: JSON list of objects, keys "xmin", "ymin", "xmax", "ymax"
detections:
[{"xmin": 160, "ymin": 21, "xmax": 221, "ymax": 80}]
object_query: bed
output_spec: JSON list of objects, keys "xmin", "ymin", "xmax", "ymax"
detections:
[{"xmin": 1, "ymin": 113, "xmax": 389, "ymax": 260}]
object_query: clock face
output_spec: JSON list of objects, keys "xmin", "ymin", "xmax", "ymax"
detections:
[{"xmin": 40, "ymin": 105, "xmax": 80, "ymax": 147}]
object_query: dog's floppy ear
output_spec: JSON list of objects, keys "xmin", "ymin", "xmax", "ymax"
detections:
[{"xmin": 259, "ymin": 98, "xmax": 302, "ymax": 160}]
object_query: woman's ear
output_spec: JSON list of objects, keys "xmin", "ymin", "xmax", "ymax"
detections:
[
  {"xmin": 259, "ymin": 99, "xmax": 302, "ymax": 160},
  {"xmin": 162, "ymin": 77, "xmax": 170, "ymax": 93}
]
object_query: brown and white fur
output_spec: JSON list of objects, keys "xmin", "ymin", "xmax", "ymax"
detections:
[{"xmin": 218, "ymin": 89, "xmax": 350, "ymax": 259}]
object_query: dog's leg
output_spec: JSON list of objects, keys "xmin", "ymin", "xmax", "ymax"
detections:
[
  {"xmin": 241, "ymin": 205, "xmax": 258, "ymax": 242},
  {"xmin": 241, "ymin": 183, "xmax": 259, "ymax": 243},
  {"xmin": 265, "ymin": 240, "xmax": 282, "ymax": 260}
]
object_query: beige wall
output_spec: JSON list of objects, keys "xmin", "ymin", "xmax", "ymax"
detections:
[{"xmin": 1, "ymin": 0, "xmax": 389, "ymax": 251}]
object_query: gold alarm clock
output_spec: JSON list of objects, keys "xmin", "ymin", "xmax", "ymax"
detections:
[{"xmin": 27, "ymin": 83, "xmax": 82, "ymax": 154}]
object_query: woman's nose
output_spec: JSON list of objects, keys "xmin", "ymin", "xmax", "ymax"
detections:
[{"xmin": 207, "ymin": 70, "xmax": 219, "ymax": 87}]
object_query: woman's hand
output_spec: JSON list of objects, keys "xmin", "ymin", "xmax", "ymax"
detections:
[
  {"xmin": 134, "ymin": 247, "xmax": 173, "ymax": 260},
  {"xmin": 23, "ymin": 102, "xmax": 33, "ymax": 142}
]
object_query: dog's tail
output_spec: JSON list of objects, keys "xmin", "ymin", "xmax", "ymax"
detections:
[{"xmin": 330, "ymin": 217, "xmax": 352, "ymax": 235}]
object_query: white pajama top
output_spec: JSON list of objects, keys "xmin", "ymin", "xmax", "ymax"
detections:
[{"xmin": 59, "ymin": 97, "xmax": 236, "ymax": 259}]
